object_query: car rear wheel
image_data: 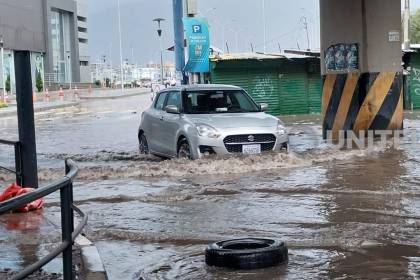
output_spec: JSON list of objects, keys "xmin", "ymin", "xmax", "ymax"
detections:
[
  {"xmin": 177, "ymin": 139, "xmax": 192, "ymax": 159},
  {"xmin": 139, "ymin": 134, "xmax": 149, "ymax": 155}
]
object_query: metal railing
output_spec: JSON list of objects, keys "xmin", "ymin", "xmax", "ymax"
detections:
[
  {"xmin": 0, "ymin": 139, "xmax": 22, "ymax": 186},
  {"xmin": 0, "ymin": 159, "xmax": 87, "ymax": 280},
  {"xmin": 45, "ymin": 72, "xmax": 65, "ymax": 86}
]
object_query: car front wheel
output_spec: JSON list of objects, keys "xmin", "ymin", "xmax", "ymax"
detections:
[
  {"xmin": 139, "ymin": 134, "xmax": 149, "ymax": 155},
  {"xmin": 177, "ymin": 139, "xmax": 192, "ymax": 159}
]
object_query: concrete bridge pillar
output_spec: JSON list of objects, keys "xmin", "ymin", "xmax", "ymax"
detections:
[{"xmin": 320, "ymin": 0, "xmax": 403, "ymax": 139}]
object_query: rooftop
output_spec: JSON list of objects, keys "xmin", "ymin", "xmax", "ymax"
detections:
[{"xmin": 210, "ymin": 52, "xmax": 317, "ymax": 62}]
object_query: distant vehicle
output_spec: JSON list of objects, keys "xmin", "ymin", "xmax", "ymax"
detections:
[{"xmin": 138, "ymin": 84, "xmax": 289, "ymax": 160}]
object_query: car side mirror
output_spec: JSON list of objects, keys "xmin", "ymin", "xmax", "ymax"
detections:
[
  {"xmin": 165, "ymin": 105, "xmax": 180, "ymax": 114},
  {"xmin": 260, "ymin": 103, "xmax": 268, "ymax": 112}
]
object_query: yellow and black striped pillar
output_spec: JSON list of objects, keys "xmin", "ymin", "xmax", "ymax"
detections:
[{"xmin": 322, "ymin": 72, "xmax": 403, "ymax": 139}]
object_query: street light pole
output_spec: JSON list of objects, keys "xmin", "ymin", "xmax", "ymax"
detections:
[
  {"xmin": 263, "ymin": 0, "xmax": 267, "ymax": 53},
  {"xmin": 117, "ymin": 0, "xmax": 124, "ymax": 93},
  {"xmin": 153, "ymin": 18, "xmax": 165, "ymax": 86},
  {"xmin": 0, "ymin": 35, "xmax": 6, "ymax": 103}
]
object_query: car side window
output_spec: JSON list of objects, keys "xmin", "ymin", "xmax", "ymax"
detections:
[
  {"xmin": 165, "ymin": 91, "xmax": 182, "ymax": 111},
  {"xmin": 154, "ymin": 92, "xmax": 168, "ymax": 110}
]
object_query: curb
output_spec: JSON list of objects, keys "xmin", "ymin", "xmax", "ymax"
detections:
[
  {"xmin": 75, "ymin": 235, "xmax": 108, "ymax": 280},
  {"xmin": 79, "ymin": 90, "xmax": 150, "ymax": 100},
  {"xmin": 0, "ymin": 101, "xmax": 80, "ymax": 118}
]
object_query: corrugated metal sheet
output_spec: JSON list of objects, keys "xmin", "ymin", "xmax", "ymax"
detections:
[
  {"xmin": 210, "ymin": 57, "xmax": 322, "ymax": 116},
  {"xmin": 409, "ymin": 54, "xmax": 420, "ymax": 109},
  {"xmin": 279, "ymin": 72, "xmax": 308, "ymax": 114},
  {"xmin": 308, "ymin": 73, "xmax": 322, "ymax": 113},
  {"xmin": 247, "ymin": 71, "xmax": 281, "ymax": 115}
]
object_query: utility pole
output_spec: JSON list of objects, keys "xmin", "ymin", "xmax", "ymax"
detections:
[
  {"xmin": 403, "ymin": 0, "xmax": 411, "ymax": 50},
  {"xmin": 117, "ymin": 0, "xmax": 124, "ymax": 93},
  {"xmin": 302, "ymin": 16, "xmax": 310, "ymax": 51},
  {"xmin": 0, "ymin": 35, "xmax": 6, "ymax": 103},
  {"xmin": 153, "ymin": 18, "xmax": 165, "ymax": 85},
  {"xmin": 172, "ymin": 0, "xmax": 186, "ymax": 84},
  {"xmin": 263, "ymin": 0, "xmax": 267, "ymax": 53}
]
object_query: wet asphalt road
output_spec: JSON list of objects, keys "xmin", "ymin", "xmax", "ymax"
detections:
[{"xmin": 1, "ymin": 94, "xmax": 420, "ymax": 279}]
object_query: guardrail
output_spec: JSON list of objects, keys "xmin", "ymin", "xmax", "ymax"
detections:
[
  {"xmin": 0, "ymin": 139, "xmax": 22, "ymax": 186},
  {"xmin": 0, "ymin": 159, "xmax": 87, "ymax": 280}
]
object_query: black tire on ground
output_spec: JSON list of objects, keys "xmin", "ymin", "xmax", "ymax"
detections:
[
  {"xmin": 177, "ymin": 138, "xmax": 192, "ymax": 159},
  {"xmin": 139, "ymin": 134, "xmax": 149, "ymax": 155},
  {"xmin": 205, "ymin": 238, "xmax": 288, "ymax": 270}
]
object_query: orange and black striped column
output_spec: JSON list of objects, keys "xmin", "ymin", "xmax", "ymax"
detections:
[{"xmin": 322, "ymin": 72, "xmax": 403, "ymax": 139}]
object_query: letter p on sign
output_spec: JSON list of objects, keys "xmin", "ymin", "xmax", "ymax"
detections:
[{"xmin": 192, "ymin": 25, "xmax": 202, "ymax": 33}]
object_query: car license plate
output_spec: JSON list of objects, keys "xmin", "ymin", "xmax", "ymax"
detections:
[{"xmin": 242, "ymin": 144, "xmax": 261, "ymax": 155}]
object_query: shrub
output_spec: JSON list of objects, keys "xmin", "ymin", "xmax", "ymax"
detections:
[
  {"xmin": 5, "ymin": 74, "xmax": 10, "ymax": 93},
  {"xmin": 36, "ymin": 71, "xmax": 43, "ymax": 92}
]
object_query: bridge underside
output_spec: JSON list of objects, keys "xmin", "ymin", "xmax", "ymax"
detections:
[{"xmin": 320, "ymin": 0, "xmax": 403, "ymax": 139}]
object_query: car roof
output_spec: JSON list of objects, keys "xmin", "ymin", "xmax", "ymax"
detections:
[{"xmin": 160, "ymin": 84, "xmax": 242, "ymax": 92}]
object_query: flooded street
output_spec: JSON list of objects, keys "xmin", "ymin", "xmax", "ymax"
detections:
[{"xmin": 1, "ymin": 95, "xmax": 420, "ymax": 279}]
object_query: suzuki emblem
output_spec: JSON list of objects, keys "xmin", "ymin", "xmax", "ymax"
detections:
[{"xmin": 248, "ymin": 135, "xmax": 255, "ymax": 142}]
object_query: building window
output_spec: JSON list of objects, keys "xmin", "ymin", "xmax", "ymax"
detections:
[
  {"xmin": 50, "ymin": 10, "xmax": 72, "ymax": 83},
  {"xmin": 77, "ymin": 16, "xmax": 87, "ymax": 22},
  {"xmin": 80, "ymin": 61, "xmax": 89, "ymax": 66}
]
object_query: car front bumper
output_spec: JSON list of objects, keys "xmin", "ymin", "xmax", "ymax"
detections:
[{"xmin": 190, "ymin": 127, "xmax": 289, "ymax": 159}]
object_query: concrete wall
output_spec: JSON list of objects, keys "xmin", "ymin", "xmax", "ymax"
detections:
[
  {"xmin": 320, "ymin": 0, "xmax": 401, "ymax": 74},
  {"xmin": 0, "ymin": 0, "xmax": 45, "ymax": 52},
  {"xmin": 365, "ymin": 0, "xmax": 401, "ymax": 72}
]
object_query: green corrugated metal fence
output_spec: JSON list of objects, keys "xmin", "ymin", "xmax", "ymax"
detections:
[{"xmin": 210, "ymin": 58, "xmax": 321, "ymax": 116}]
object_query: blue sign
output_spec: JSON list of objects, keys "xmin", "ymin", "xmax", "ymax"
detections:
[{"xmin": 183, "ymin": 17, "xmax": 210, "ymax": 73}]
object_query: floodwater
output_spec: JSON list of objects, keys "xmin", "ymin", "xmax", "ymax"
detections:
[{"xmin": 1, "ymin": 95, "xmax": 420, "ymax": 279}]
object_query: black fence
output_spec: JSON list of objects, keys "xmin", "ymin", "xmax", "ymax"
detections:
[
  {"xmin": 0, "ymin": 139, "xmax": 22, "ymax": 186},
  {"xmin": 0, "ymin": 159, "xmax": 87, "ymax": 280}
]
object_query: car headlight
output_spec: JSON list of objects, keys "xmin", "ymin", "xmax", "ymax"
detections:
[
  {"xmin": 276, "ymin": 121, "xmax": 287, "ymax": 136},
  {"xmin": 196, "ymin": 124, "xmax": 221, "ymax": 138}
]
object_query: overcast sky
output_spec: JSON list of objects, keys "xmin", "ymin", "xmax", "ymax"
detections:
[{"xmin": 88, "ymin": 0, "xmax": 420, "ymax": 66}]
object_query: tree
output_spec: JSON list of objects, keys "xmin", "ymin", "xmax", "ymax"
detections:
[
  {"xmin": 5, "ymin": 74, "xmax": 10, "ymax": 93},
  {"xmin": 36, "ymin": 71, "xmax": 43, "ymax": 92},
  {"xmin": 411, "ymin": 9, "xmax": 420, "ymax": 43}
]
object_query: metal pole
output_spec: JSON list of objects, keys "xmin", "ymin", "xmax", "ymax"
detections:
[
  {"xmin": 14, "ymin": 51, "xmax": 38, "ymax": 188},
  {"xmin": 263, "ymin": 0, "xmax": 267, "ymax": 53},
  {"xmin": 0, "ymin": 36, "xmax": 6, "ymax": 103},
  {"xmin": 159, "ymin": 36, "xmax": 164, "ymax": 85},
  {"xmin": 302, "ymin": 16, "xmax": 310, "ymax": 51},
  {"xmin": 60, "ymin": 184, "xmax": 73, "ymax": 280},
  {"xmin": 173, "ymin": 0, "xmax": 187, "ymax": 84},
  {"xmin": 403, "ymin": 0, "xmax": 411, "ymax": 50},
  {"xmin": 117, "ymin": 0, "xmax": 124, "ymax": 93}
]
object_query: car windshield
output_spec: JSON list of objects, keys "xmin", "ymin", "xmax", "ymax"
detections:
[{"xmin": 183, "ymin": 90, "xmax": 260, "ymax": 114}]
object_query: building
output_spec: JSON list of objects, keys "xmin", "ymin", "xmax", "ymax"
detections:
[
  {"xmin": 76, "ymin": 0, "xmax": 91, "ymax": 82},
  {"xmin": 210, "ymin": 52, "xmax": 321, "ymax": 116},
  {"xmin": 0, "ymin": 0, "xmax": 89, "ymax": 94}
]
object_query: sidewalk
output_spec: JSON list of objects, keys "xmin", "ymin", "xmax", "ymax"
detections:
[
  {"xmin": 0, "ymin": 209, "xmax": 106, "ymax": 279},
  {"xmin": 0, "ymin": 88, "xmax": 150, "ymax": 118},
  {"xmin": 0, "ymin": 101, "xmax": 79, "ymax": 118},
  {"xmin": 78, "ymin": 87, "xmax": 151, "ymax": 100}
]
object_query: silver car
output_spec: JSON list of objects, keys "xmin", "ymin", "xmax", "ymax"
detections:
[{"xmin": 138, "ymin": 84, "xmax": 289, "ymax": 159}]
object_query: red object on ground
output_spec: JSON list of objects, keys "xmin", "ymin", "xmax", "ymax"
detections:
[
  {"xmin": 59, "ymin": 87, "xmax": 64, "ymax": 97},
  {"xmin": 0, "ymin": 183, "xmax": 44, "ymax": 213}
]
